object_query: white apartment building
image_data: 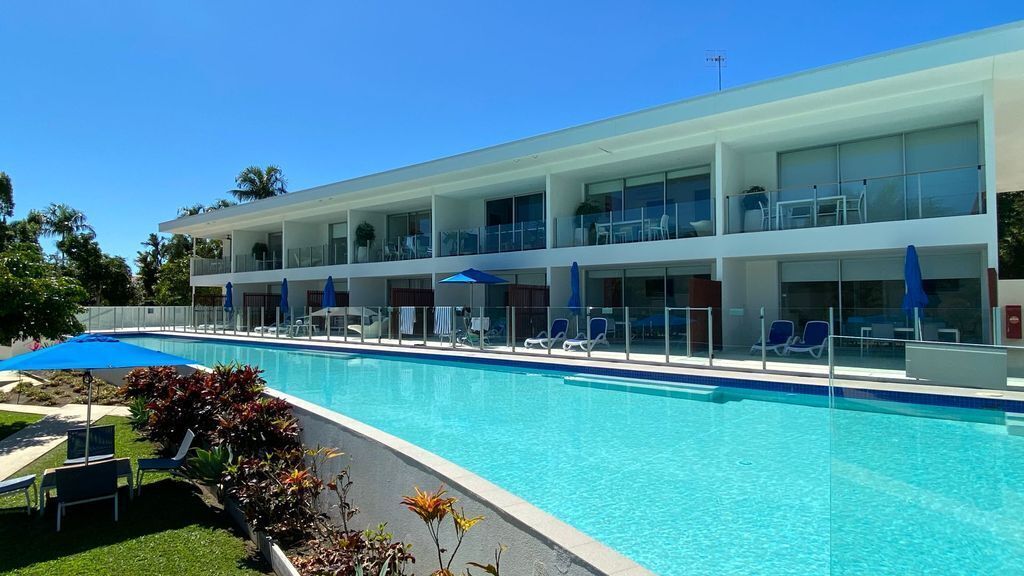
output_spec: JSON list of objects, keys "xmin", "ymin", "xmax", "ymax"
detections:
[{"xmin": 160, "ymin": 21, "xmax": 1024, "ymax": 348}]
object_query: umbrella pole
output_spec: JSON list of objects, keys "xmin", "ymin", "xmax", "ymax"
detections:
[{"xmin": 83, "ymin": 370, "xmax": 93, "ymax": 465}]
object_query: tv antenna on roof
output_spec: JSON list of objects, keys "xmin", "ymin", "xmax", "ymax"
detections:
[{"xmin": 705, "ymin": 50, "xmax": 727, "ymax": 91}]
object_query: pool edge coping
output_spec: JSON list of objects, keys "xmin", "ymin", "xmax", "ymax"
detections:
[{"xmin": 266, "ymin": 387, "xmax": 656, "ymax": 576}]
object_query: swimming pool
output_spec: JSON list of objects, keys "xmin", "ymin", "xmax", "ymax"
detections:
[{"xmin": 125, "ymin": 335, "xmax": 1024, "ymax": 575}]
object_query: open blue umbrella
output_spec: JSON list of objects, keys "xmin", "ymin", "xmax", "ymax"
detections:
[
  {"xmin": 224, "ymin": 282, "xmax": 233, "ymax": 311},
  {"xmin": 0, "ymin": 334, "xmax": 195, "ymax": 463},
  {"xmin": 439, "ymin": 268, "xmax": 508, "ymax": 309},
  {"xmin": 902, "ymin": 245, "xmax": 929, "ymax": 318},
  {"xmin": 280, "ymin": 278, "xmax": 289, "ymax": 318},
  {"xmin": 322, "ymin": 276, "xmax": 336, "ymax": 309},
  {"xmin": 568, "ymin": 262, "xmax": 581, "ymax": 315}
]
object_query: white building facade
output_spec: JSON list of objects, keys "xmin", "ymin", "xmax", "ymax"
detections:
[{"xmin": 161, "ymin": 22, "xmax": 1024, "ymax": 349}]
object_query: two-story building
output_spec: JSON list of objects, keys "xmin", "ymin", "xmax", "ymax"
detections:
[{"xmin": 160, "ymin": 21, "xmax": 1024, "ymax": 349}]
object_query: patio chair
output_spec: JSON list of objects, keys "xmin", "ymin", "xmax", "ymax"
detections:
[
  {"xmin": 136, "ymin": 429, "xmax": 195, "ymax": 495},
  {"xmin": 524, "ymin": 318, "xmax": 569, "ymax": 349},
  {"xmin": 648, "ymin": 213, "xmax": 670, "ymax": 240},
  {"xmin": 65, "ymin": 425, "xmax": 115, "ymax": 465},
  {"xmin": 784, "ymin": 321, "xmax": 830, "ymax": 358},
  {"xmin": 563, "ymin": 317, "xmax": 610, "ymax": 352},
  {"xmin": 54, "ymin": 459, "xmax": 119, "ymax": 531},
  {"xmin": 0, "ymin": 474, "xmax": 37, "ymax": 515},
  {"xmin": 750, "ymin": 320, "xmax": 795, "ymax": 356}
]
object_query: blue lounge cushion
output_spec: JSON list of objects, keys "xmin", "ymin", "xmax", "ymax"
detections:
[{"xmin": 0, "ymin": 474, "xmax": 35, "ymax": 493}]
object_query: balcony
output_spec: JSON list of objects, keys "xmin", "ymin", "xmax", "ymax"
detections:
[
  {"xmin": 439, "ymin": 220, "xmax": 546, "ymax": 257},
  {"xmin": 726, "ymin": 165, "xmax": 984, "ymax": 234},
  {"xmin": 287, "ymin": 242, "xmax": 347, "ymax": 269},
  {"xmin": 353, "ymin": 234, "xmax": 431, "ymax": 263},
  {"xmin": 234, "ymin": 253, "xmax": 283, "ymax": 273},
  {"xmin": 191, "ymin": 257, "xmax": 230, "ymax": 276},
  {"xmin": 554, "ymin": 203, "xmax": 714, "ymax": 248}
]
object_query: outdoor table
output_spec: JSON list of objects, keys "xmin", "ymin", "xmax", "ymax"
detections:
[{"xmin": 39, "ymin": 457, "xmax": 133, "ymax": 512}]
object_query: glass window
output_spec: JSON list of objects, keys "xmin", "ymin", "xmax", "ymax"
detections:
[
  {"xmin": 666, "ymin": 171, "xmax": 713, "ymax": 236},
  {"xmin": 624, "ymin": 174, "xmax": 665, "ymax": 216},
  {"xmin": 905, "ymin": 124, "xmax": 979, "ymax": 173},
  {"xmin": 267, "ymin": 232, "xmax": 283, "ymax": 260},
  {"xmin": 586, "ymin": 180, "xmax": 624, "ymax": 217},
  {"xmin": 585, "ymin": 269, "xmax": 623, "ymax": 308},
  {"xmin": 906, "ymin": 124, "xmax": 981, "ymax": 219},
  {"xmin": 486, "ymin": 198, "xmax": 514, "ymax": 226},
  {"xmin": 328, "ymin": 222, "xmax": 347, "ymax": 265},
  {"xmin": 779, "ymin": 145, "xmax": 839, "ymax": 199},
  {"xmin": 514, "ymin": 193, "xmax": 544, "ymax": 223}
]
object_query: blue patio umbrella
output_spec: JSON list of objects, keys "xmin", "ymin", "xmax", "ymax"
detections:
[
  {"xmin": 322, "ymin": 276, "xmax": 337, "ymax": 308},
  {"xmin": 902, "ymin": 245, "xmax": 929, "ymax": 318},
  {"xmin": 439, "ymin": 268, "xmax": 508, "ymax": 309},
  {"xmin": 280, "ymin": 278, "xmax": 289, "ymax": 318},
  {"xmin": 568, "ymin": 261, "xmax": 581, "ymax": 315},
  {"xmin": 224, "ymin": 282, "xmax": 233, "ymax": 311},
  {"xmin": 0, "ymin": 333, "xmax": 195, "ymax": 463}
]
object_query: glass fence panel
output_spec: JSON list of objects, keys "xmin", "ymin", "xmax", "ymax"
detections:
[{"xmin": 726, "ymin": 165, "xmax": 985, "ymax": 234}]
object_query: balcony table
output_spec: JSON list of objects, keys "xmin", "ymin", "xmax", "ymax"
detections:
[{"xmin": 776, "ymin": 195, "xmax": 847, "ymax": 229}]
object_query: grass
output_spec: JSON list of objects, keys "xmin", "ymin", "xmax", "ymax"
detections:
[
  {"xmin": 0, "ymin": 416, "xmax": 269, "ymax": 576},
  {"xmin": 0, "ymin": 410, "xmax": 43, "ymax": 442}
]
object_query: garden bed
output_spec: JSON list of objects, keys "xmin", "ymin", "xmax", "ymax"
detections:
[{"xmin": 0, "ymin": 370, "xmax": 123, "ymax": 407}]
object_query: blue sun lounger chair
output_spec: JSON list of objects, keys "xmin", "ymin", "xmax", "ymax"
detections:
[
  {"xmin": 563, "ymin": 317, "xmax": 609, "ymax": 352},
  {"xmin": 784, "ymin": 321, "xmax": 830, "ymax": 358},
  {"xmin": 525, "ymin": 318, "xmax": 569, "ymax": 349},
  {"xmin": 750, "ymin": 320, "xmax": 795, "ymax": 355}
]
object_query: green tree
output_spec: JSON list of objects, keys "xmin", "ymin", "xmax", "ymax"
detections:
[
  {"xmin": 230, "ymin": 165, "xmax": 287, "ymax": 202},
  {"xmin": 62, "ymin": 232, "xmax": 135, "ymax": 305},
  {"xmin": 40, "ymin": 203, "xmax": 93, "ymax": 265},
  {"xmin": 999, "ymin": 190, "xmax": 1024, "ymax": 279},
  {"xmin": 136, "ymin": 233, "xmax": 166, "ymax": 302},
  {"xmin": 154, "ymin": 258, "xmax": 191, "ymax": 305},
  {"xmin": 0, "ymin": 243, "xmax": 86, "ymax": 343},
  {"xmin": 0, "ymin": 171, "xmax": 13, "ymax": 222}
]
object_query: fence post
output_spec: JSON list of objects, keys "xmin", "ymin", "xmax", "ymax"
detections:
[
  {"xmin": 914, "ymin": 307, "xmax": 922, "ymax": 341},
  {"xmin": 398, "ymin": 307, "xmax": 403, "ymax": 346},
  {"xmin": 760, "ymin": 306, "xmax": 767, "ymax": 371},
  {"xmin": 686, "ymin": 307, "xmax": 692, "ymax": 357},
  {"xmin": 307, "ymin": 307, "xmax": 312, "ymax": 341},
  {"xmin": 510, "ymin": 306, "xmax": 516, "ymax": 353},
  {"xmin": 275, "ymin": 307, "xmax": 280, "ymax": 339},
  {"xmin": 326, "ymin": 310, "xmax": 331, "ymax": 342},
  {"xmin": 479, "ymin": 307, "xmax": 484, "ymax": 352},
  {"xmin": 586, "ymin": 309, "xmax": 592, "ymax": 359},
  {"xmin": 624, "ymin": 306, "xmax": 630, "ymax": 361},
  {"xmin": 664, "ymin": 307, "xmax": 670, "ymax": 364},
  {"xmin": 547, "ymin": 307, "xmax": 552, "ymax": 356},
  {"xmin": 707, "ymin": 306, "xmax": 713, "ymax": 367},
  {"xmin": 423, "ymin": 307, "xmax": 428, "ymax": 346},
  {"xmin": 378, "ymin": 307, "xmax": 383, "ymax": 345},
  {"xmin": 828, "ymin": 307, "xmax": 835, "ymax": 380}
]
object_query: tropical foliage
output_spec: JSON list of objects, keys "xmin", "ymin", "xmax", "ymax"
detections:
[
  {"xmin": 402, "ymin": 485, "xmax": 502, "ymax": 576},
  {"xmin": 0, "ymin": 243, "xmax": 86, "ymax": 342},
  {"xmin": 230, "ymin": 165, "xmax": 287, "ymax": 202},
  {"xmin": 998, "ymin": 190, "xmax": 1024, "ymax": 279}
]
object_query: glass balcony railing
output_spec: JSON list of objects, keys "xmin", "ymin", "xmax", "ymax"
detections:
[
  {"xmin": 190, "ymin": 257, "xmax": 230, "ymax": 276},
  {"xmin": 554, "ymin": 203, "xmax": 714, "ymax": 248},
  {"xmin": 234, "ymin": 253, "xmax": 283, "ymax": 272},
  {"xmin": 353, "ymin": 235, "xmax": 432, "ymax": 263},
  {"xmin": 439, "ymin": 220, "xmax": 546, "ymax": 257},
  {"xmin": 287, "ymin": 242, "xmax": 347, "ymax": 268},
  {"xmin": 726, "ymin": 165, "xmax": 985, "ymax": 234}
]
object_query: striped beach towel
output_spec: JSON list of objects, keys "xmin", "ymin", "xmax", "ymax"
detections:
[
  {"xmin": 434, "ymin": 306, "xmax": 453, "ymax": 337},
  {"xmin": 400, "ymin": 306, "xmax": 416, "ymax": 335}
]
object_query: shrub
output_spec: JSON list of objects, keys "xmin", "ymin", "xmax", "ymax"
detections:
[
  {"xmin": 186, "ymin": 445, "xmax": 233, "ymax": 488},
  {"xmin": 127, "ymin": 396, "xmax": 152, "ymax": 430},
  {"xmin": 291, "ymin": 524, "xmax": 414, "ymax": 576},
  {"xmin": 215, "ymin": 396, "xmax": 300, "ymax": 458},
  {"xmin": 226, "ymin": 447, "xmax": 321, "ymax": 545}
]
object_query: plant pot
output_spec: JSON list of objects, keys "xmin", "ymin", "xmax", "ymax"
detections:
[
  {"xmin": 356, "ymin": 246, "xmax": 368, "ymax": 263},
  {"xmin": 743, "ymin": 209, "xmax": 763, "ymax": 232}
]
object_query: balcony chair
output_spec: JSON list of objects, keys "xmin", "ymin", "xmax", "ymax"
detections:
[
  {"xmin": 845, "ymin": 191, "xmax": 866, "ymax": 224},
  {"xmin": 648, "ymin": 213, "xmax": 671, "ymax": 240}
]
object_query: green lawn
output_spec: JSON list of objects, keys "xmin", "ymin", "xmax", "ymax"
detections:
[
  {"xmin": 0, "ymin": 416, "xmax": 269, "ymax": 576},
  {"xmin": 0, "ymin": 410, "xmax": 43, "ymax": 442}
]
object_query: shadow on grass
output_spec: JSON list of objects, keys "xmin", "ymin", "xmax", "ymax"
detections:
[
  {"xmin": 0, "ymin": 478, "xmax": 267, "ymax": 574},
  {"xmin": 0, "ymin": 421, "xmax": 35, "ymax": 443}
]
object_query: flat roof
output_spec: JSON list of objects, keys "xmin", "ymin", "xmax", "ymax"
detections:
[{"xmin": 161, "ymin": 19, "xmax": 1024, "ymax": 234}]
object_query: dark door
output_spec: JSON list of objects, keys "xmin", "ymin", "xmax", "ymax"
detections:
[
  {"xmin": 507, "ymin": 284, "xmax": 550, "ymax": 339},
  {"xmin": 688, "ymin": 278, "xmax": 722, "ymax": 351},
  {"xmin": 390, "ymin": 287, "xmax": 435, "ymax": 337}
]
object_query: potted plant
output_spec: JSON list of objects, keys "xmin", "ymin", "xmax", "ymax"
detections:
[
  {"xmin": 251, "ymin": 242, "xmax": 269, "ymax": 266},
  {"xmin": 574, "ymin": 200, "xmax": 603, "ymax": 245},
  {"xmin": 354, "ymin": 221, "xmax": 375, "ymax": 262},
  {"xmin": 740, "ymin": 186, "xmax": 768, "ymax": 232}
]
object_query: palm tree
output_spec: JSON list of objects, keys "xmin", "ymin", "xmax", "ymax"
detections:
[
  {"xmin": 230, "ymin": 165, "xmax": 287, "ymax": 202},
  {"xmin": 141, "ymin": 232, "xmax": 166, "ymax": 266},
  {"xmin": 40, "ymin": 203, "xmax": 93, "ymax": 265}
]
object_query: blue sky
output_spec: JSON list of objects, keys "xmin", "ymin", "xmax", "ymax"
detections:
[{"xmin": 1, "ymin": 1, "xmax": 1020, "ymax": 266}]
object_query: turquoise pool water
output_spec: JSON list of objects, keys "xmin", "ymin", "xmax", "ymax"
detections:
[{"xmin": 126, "ymin": 336, "xmax": 1024, "ymax": 575}]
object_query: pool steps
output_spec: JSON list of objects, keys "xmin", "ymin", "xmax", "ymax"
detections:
[
  {"xmin": 1006, "ymin": 412, "xmax": 1024, "ymax": 436},
  {"xmin": 563, "ymin": 374, "xmax": 721, "ymax": 402}
]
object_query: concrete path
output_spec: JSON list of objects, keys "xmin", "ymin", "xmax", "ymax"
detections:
[{"xmin": 0, "ymin": 403, "xmax": 130, "ymax": 480}]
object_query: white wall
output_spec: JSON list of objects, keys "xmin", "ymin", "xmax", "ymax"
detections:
[
  {"xmin": 349, "ymin": 276, "xmax": 387, "ymax": 306},
  {"xmin": 283, "ymin": 220, "xmax": 328, "ymax": 267}
]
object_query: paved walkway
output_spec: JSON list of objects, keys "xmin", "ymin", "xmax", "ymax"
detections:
[{"xmin": 0, "ymin": 403, "xmax": 130, "ymax": 480}]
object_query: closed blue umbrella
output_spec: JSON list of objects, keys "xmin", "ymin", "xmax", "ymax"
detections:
[
  {"xmin": 568, "ymin": 262, "xmax": 581, "ymax": 315},
  {"xmin": 322, "ymin": 276, "xmax": 336, "ymax": 308},
  {"xmin": 280, "ymin": 278, "xmax": 289, "ymax": 318},
  {"xmin": 224, "ymin": 282, "xmax": 233, "ymax": 311},
  {"xmin": 0, "ymin": 333, "xmax": 195, "ymax": 463},
  {"xmin": 902, "ymin": 245, "xmax": 928, "ymax": 318}
]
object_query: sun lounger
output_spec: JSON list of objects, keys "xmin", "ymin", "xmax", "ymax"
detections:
[
  {"xmin": 524, "ymin": 318, "xmax": 569, "ymax": 349},
  {"xmin": 750, "ymin": 320, "xmax": 795, "ymax": 355},
  {"xmin": 784, "ymin": 321, "xmax": 830, "ymax": 358},
  {"xmin": 563, "ymin": 317, "xmax": 609, "ymax": 352}
]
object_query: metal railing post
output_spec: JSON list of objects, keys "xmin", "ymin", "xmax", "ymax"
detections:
[
  {"xmin": 479, "ymin": 307, "xmax": 484, "ymax": 351},
  {"xmin": 686, "ymin": 307, "xmax": 692, "ymax": 357},
  {"xmin": 914, "ymin": 307, "xmax": 922, "ymax": 341},
  {"xmin": 828, "ymin": 307, "xmax": 835, "ymax": 380},
  {"xmin": 586, "ymin": 309, "xmax": 592, "ymax": 359},
  {"xmin": 624, "ymin": 306, "xmax": 630, "ymax": 360},
  {"xmin": 760, "ymin": 306, "xmax": 767, "ymax": 371},
  {"xmin": 423, "ymin": 307, "xmax": 428, "ymax": 346},
  {"xmin": 510, "ymin": 306, "xmax": 516, "ymax": 352},
  {"xmin": 326, "ymin": 309, "xmax": 331, "ymax": 341},
  {"xmin": 664, "ymin": 308, "xmax": 670, "ymax": 363},
  {"xmin": 451, "ymin": 307, "xmax": 456, "ymax": 349},
  {"xmin": 547, "ymin": 307, "xmax": 552, "ymax": 356},
  {"xmin": 378, "ymin": 307, "xmax": 383, "ymax": 344},
  {"xmin": 707, "ymin": 306, "xmax": 713, "ymax": 367},
  {"xmin": 275, "ymin": 307, "xmax": 280, "ymax": 339},
  {"xmin": 398, "ymin": 308, "xmax": 403, "ymax": 346},
  {"xmin": 87, "ymin": 307, "xmax": 93, "ymax": 332}
]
